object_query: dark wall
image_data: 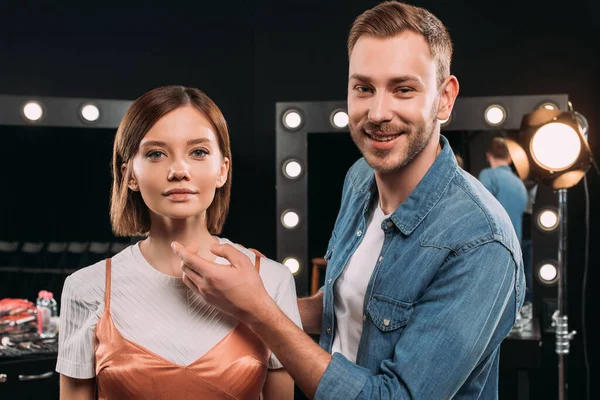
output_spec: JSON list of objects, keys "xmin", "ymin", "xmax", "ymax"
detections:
[{"xmin": 1, "ymin": 1, "xmax": 598, "ymax": 399}]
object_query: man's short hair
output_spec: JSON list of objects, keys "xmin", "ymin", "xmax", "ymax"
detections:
[
  {"xmin": 488, "ymin": 137, "xmax": 510, "ymax": 160},
  {"xmin": 348, "ymin": 1, "xmax": 453, "ymax": 86}
]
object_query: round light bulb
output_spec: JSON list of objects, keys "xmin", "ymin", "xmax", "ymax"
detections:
[
  {"xmin": 283, "ymin": 160, "xmax": 302, "ymax": 179},
  {"xmin": 281, "ymin": 211, "xmax": 300, "ymax": 228},
  {"xmin": 283, "ymin": 257, "xmax": 300, "ymax": 275},
  {"xmin": 539, "ymin": 102, "xmax": 558, "ymax": 110},
  {"xmin": 283, "ymin": 110, "xmax": 302, "ymax": 129},
  {"xmin": 485, "ymin": 105, "xmax": 506, "ymax": 126},
  {"xmin": 539, "ymin": 263, "xmax": 558, "ymax": 283},
  {"xmin": 81, "ymin": 104, "xmax": 100, "ymax": 122},
  {"xmin": 538, "ymin": 209, "xmax": 559, "ymax": 231},
  {"xmin": 22, "ymin": 102, "xmax": 43, "ymax": 121},
  {"xmin": 331, "ymin": 110, "xmax": 349, "ymax": 128},
  {"xmin": 530, "ymin": 122, "xmax": 581, "ymax": 170}
]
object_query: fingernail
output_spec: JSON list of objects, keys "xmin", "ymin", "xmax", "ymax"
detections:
[{"xmin": 171, "ymin": 242, "xmax": 176, "ymax": 251}]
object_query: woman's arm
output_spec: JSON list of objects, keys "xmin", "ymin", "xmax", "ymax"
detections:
[
  {"xmin": 298, "ymin": 291, "xmax": 323, "ymax": 335},
  {"xmin": 262, "ymin": 369, "xmax": 294, "ymax": 400},
  {"xmin": 60, "ymin": 375, "xmax": 95, "ymax": 400}
]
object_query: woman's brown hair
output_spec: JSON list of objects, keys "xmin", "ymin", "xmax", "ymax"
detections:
[{"xmin": 110, "ymin": 86, "xmax": 232, "ymax": 236}]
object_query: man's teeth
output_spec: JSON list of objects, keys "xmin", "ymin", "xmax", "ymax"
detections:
[{"xmin": 367, "ymin": 133, "xmax": 400, "ymax": 142}]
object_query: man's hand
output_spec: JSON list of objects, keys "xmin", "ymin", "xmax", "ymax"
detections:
[{"xmin": 172, "ymin": 242, "xmax": 274, "ymax": 324}]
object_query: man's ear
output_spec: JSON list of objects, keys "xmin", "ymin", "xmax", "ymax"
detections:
[
  {"xmin": 122, "ymin": 163, "xmax": 139, "ymax": 191},
  {"xmin": 436, "ymin": 75, "xmax": 459, "ymax": 122}
]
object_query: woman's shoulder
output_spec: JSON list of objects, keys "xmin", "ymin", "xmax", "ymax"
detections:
[{"xmin": 64, "ymin": 244, "xmax": 134, "ymax": 301}]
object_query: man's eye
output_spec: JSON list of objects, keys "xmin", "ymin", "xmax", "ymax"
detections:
[{"xmin": 355, "ymin": 86, "xmax": 372, "ymax": 93}]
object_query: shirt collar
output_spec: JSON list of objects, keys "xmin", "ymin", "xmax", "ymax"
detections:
[{"xmin": 379, "ymin": 135, "xmax": 458, "ymax": 235}]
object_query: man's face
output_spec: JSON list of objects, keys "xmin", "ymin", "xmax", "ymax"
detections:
[{"xmin": 347, "ymin": 31, "xmax": 444, "ymax": 173}]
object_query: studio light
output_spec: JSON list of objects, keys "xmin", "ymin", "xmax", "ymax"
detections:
[
  {"xmin": 283, "ymin": 109, "xmax": 303, "ymax": 130},
  {"xmin": 538, "ymin": 262, "xmax": 559, "ymax": 284},
  {"xmin": 537, "ymin": 208, "xmax": 559, "ymax": 232},
  {"xmin": 330, "ymin": 109, "xmax": 349, "ymax": 128},
  {"xmin": 281, "ymin": 210, "xmax": 300, "ymax": 229},
  {"xmin": 506, "ymin": 108, "xmax": 592, "ymax": 189},
  {"xmin": 282, "ymin": 159, "xmax": 303, "ymax": 179},
  {"xmin": 22, "ymin": 101, "xmax": 44, "ymax": 121},
  {"xmin": 484, "ymin": 104, "xmax": 506, "ymax": 126},
  {"xmin": 283, "ymin": 257, "xmax": 301, "ymax": 275},
  {"xmin": 80, "ymin": 104, "xmax": 100, "ymax": 122},
  {"xmin": 506, "ymin": 106, "xmax": 593, "ymax": 399}
]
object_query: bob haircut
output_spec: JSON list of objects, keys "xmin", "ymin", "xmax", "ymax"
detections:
[{"xmin": 110, "ymin": 86, "xmax": 232, "ymax": 236}]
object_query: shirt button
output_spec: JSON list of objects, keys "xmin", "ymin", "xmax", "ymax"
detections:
[
  {"xmin": 362, "ymin": 314, "xmax": 367, "ymax": 321},
  {"xmin": 378, "ymin": 256, "xmax": 384, "ymax": 262},
  {"xmin": 383, "ymin": 319, "xmax": 390, "ymax": 327},
  {"xmin": 328, "ymin": 278, "xmax": 332, "ymax": 284},
  {"xmin": 326, "ymin": 327, "xmax": 331, "ymax": 334},
  {"xmin": 386, "ymin": 221, "xmax": 394, "ymax": 228},
  {"xmin": 357, "ymin": 230, "xmax": 362, "ymax": 237}
]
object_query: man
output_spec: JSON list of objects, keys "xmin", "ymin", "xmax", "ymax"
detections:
[
  {"xmin": 478, "ymin": 137, "xmax": 528, "ymax": 242},
  {"xmin": 173, "ymin": 2, "xmax": 525, "ymax": 399}
]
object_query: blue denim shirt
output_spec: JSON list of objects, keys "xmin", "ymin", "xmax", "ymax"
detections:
[
  {"xmin": 315, "ymin": 136, "xmax": 525, "ymax": 400},
  {"xmin": 478, "ymin": 165, "xmax": 528, "ymax": 242}
]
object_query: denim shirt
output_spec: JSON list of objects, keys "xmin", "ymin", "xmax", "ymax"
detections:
[
  {"xmin": 478, "ymin": 165, "xmax": 528, "ymax": 242},
  {"xmin": 315, "ymin": 136, "xmax": 525, "ymax": 400}
]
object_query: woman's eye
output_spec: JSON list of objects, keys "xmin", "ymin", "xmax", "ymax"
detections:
[
  {"xmin": 146, "ymin": 151, "xmax": 164, "ymax": 159},
  {"xmin": 191, "ymin": 149, "xmax": 209, "ymax": 157}
]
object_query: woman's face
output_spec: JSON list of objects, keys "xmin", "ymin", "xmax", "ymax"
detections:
[{"xmin": 127, "ymin": 106, "xmax": 229, "ymax": 223}]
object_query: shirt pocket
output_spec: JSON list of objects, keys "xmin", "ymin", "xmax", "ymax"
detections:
[{"xmin": 367, "ymin": 294, "xmax": 414, "ymax": 332}]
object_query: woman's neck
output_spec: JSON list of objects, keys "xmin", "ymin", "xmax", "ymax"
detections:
[{"xmin": 139, "ymin": 217, "xmax": 219, "ymax": 277}]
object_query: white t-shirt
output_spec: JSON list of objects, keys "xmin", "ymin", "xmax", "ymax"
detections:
[
  {"xmin": 56, "ymin": 238, "xmax": 302, "ymax": 379},
  {"xmin": 331, "ymin": 202, "xmax": 389, "ymax": 362}
]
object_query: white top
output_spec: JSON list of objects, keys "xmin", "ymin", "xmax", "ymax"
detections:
[
  {"xmin": 331, "ymin": 202, "xmax": 389, "ymax": 362},
  {"xmin": 56, "ymin": 238, "xmax": 302, "ymax": 379}
]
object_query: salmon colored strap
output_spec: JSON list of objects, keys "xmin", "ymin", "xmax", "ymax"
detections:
[
  {"xmin": 104, "ymin": 258, "xmax": 112, "ymax": 311},
  {"xmin": 249, "ymin": 249, "xmax": 262, "ymax": 272}
]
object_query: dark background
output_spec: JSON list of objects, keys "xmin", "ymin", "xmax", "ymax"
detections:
[{"xmin": 0, "ymin": 1, "xmax": 598, "ymax": 399}]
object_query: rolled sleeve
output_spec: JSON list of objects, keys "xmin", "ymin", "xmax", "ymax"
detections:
[{"xmin": 315, "ymin": 353, "xmax": 367, "ymax": 399}]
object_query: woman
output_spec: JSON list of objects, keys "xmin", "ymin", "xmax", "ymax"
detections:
[{"xmin": 56, "ymin": 86, "xmax": 300, "ymax": 399}]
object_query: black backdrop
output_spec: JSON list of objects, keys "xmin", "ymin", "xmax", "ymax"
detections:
[{"xmin": 1, "ymin": 1, "xmax": 599, "ymax": 399}]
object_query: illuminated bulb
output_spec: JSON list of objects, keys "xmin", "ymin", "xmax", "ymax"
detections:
[
  {"xmin": 281, "ymin": 211, "xmax": 300, "ymax": 228},
  {"xmin": 485, "ymin": 105, "xmax": 506, "ymax": 125},
  {"xmin": 283, "ymin": 257, "xmax": 300, "ymax": 275},
  {"xmin": 81, "ymin": 104, "xmax": 100, "ymax": 122},
  {"xmin": 22, "ymin": 102, "xmax": 43, "ymax": 121},
  {"xmin": 539, "ymin": 263, "xmax": 558, "ymax": 283},
  {"xmin": 331, "ymin": 110, "xmax": 349, "ymax": 128},
  {"xmin": 283, "ymin": 160, "xmax": 302, "ymax": 179},
  {"xmin": 538, "ymin": 209, "xmax": 559, "ymax": 231},
  {"xmin": 530, "ymin": 122, "xmax": 581, "ymax": 170},
  {"xmin": 283, "ymin": 110, "xmax": 302, "ymax": 129}
]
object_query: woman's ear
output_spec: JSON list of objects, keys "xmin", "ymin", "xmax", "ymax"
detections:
[
  {"xmin": 216, "ymin": 157, "xmax": 230, "ymax": 188},
  {"xmin": 122, "ymin": 163, "xmax": 139, "ymax": 191}
]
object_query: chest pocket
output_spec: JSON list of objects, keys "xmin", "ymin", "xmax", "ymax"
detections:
[{"xmin": 367, "ymin": 295, "xmax": 414, "ymax": 332}]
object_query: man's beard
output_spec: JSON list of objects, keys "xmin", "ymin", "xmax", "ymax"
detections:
[{"xmin": 349, "ymin": 108, "xmax": 438, "ymax": 173}]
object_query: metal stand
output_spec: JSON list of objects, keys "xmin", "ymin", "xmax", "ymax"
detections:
[{"xmin": 554, "ymin": 188, "xmax": 577, "ymax": 400}]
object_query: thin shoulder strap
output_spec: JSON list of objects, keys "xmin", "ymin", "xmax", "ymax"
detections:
[
  {"xmin": 249, "ymin": 249, "xmax": 262, "ymax": 272},
  {"xmin": 104, "ymin": 258, "xmax": 112, "ymax": 311}
]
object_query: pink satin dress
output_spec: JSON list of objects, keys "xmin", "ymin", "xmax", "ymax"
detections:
[{"xmin": 94, "ymin": 257, "xmax": 270, "ymax": 399}]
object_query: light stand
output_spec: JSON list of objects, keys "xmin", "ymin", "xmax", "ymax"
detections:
[
  {"xmin": 506, "ymin": 106, "xmax": 592, "ymax": 400},
  {"xmin": 554, "ymin": 188, "xmax": 577, "ymax": 400}
]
